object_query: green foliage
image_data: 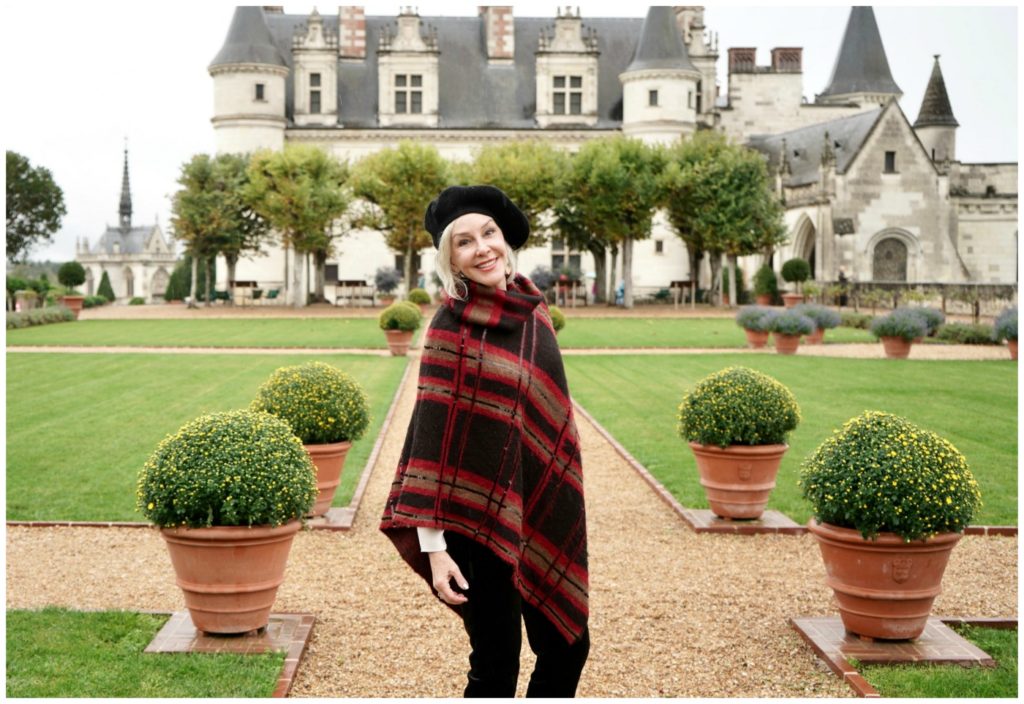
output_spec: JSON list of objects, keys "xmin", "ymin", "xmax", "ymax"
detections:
[
  {"xmin": 752, "ymin": 264, "xmax": 779, "ymax": 297},
  {"xmin": 83, "ymin": 295, "xmax": 108, "ymax": 308},
  {"xmin": 406, "ymin": 287, "xmax": 431, "ymax": 305},
  {"xmin": 136, "ymin": 410, "xmax": 317, "ymax": 528},
  {"xmin": 6, "ymin": 275, "xmax": 29, "ymax": 297},
  {"xmin": 97, "ymin": 270, "xmax": 116, "ymax": 301},
  {"xmin": 129, "ymin": 297, "xmax": 145, "ymax": 305},
  {"xmin": 870, "ymin": 309, "xmax": 928, "ymax": 341},
  {"xmin": 780, "ymin": 258, "xmax": 811, "ymax": 285},
  {"xmin": 163, "ymin": 256, "xmax": 213, "ymax": 301},
  {"xmin": 767, "ymin": 310, "xmax": 815, "ymax": 336},
  {"xmin": 936, "ymin": 322, "xmax": 999, "ymax": 345},
  {"xmin": 800, "ymin": 411, "xmax": 982, "ymax": 541},
  {"xmin": 735, "ymin": 305, "xmax": 778, "ymax": 332},
  {"xmin": 251, "ymin": 361, "xmax": 370, "ymax": 445},
  {"xmin": 677, "ymin": 366, "xmax": 801, "ymax": 448},
  {"xmin": 6, "ymin": 151, "xmax": 67, "ymax": 262},
  {"xmin": 721, "ymin": 264, "xmax": 746, "ymax": 300},
  {"xmin": 993, "ymin": 306, "xmax": 1017, "ymax": 342},
  {"xmin": 840, "ymin": 311, "xmax": 873, "ymax": 329},
  {"xmin": 57, "ymin": 261, "xmax": 85, "ymax": 289},
  {"xmin": 7, "ymin": 306, "xmax": 74, "ymax": 329},
  {"xmin": 792, "ymin": 303, "xmax": 841, "ymax": 330},
  {"xmin": 548, "ymin": 304, "xmax": 566, "ymax": 332},
  {"xmin": 378, "ymin": 301, "xmax": 422, "ymax": 331}
]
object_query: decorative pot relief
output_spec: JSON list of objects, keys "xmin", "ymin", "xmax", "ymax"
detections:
[
  {"xmin": 737, "ymin": 463, "xmax": 753, "ymax": 481},
  {"xmin": 891, "ymin": 557, "xmax": 913, "ymax": 584}
]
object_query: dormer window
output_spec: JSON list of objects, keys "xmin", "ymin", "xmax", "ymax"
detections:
[
  {"xmin": 395, "ymin": 74, "xmax": 423, "ymax": 114},
  {"xmin": 255, "ymin": 83, "xmax": 265, "ymax": 101},
  {"xmin": 553, "ymin": 75, "xmax": 583, "ymax": 115},
  {"xmin": 309, "ymin": 73, "xmax": 321, "ymax": 114}
]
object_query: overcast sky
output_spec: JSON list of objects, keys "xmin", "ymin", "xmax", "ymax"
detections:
[{"xmin": 3, "ymin": 1, "xmax": 1017, "ymax": 264}]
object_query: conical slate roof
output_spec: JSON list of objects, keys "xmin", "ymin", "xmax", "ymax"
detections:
[
  {"xmin": 818, "ymin": 7, "xmax": 901, "ymax": 99},
  {"xmin": 209, "ymin": 6, "xmax": 287, "ymax": 69},
  {"xmin": 914, "ymin": 55, "xmax": 959, "ymax": 128},
  {"xmin": 624, "ymin": 6, "xmax": 698, "ymax": 73}
]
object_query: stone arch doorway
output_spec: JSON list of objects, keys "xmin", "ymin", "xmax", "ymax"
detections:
[
  {"xmin": 792, "ymin": 214, "xmax": 816, "ymax": 279},
  {"xmin": 151, "ymin": 267, "xmax": 170, "ymax": 300},
  {"xmin": 124, "ymin": 267, "xmax": 135, "ymax": 298},
  {"xmin": 872, "ymin": 238, "xmax": 908, "ymax": 281}
]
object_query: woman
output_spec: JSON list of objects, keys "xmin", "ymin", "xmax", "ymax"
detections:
[{"xmin": 380, "ymin": 185, "xmax": 590, "ymax": 698}]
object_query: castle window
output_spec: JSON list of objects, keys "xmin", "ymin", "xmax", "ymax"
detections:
[
  {"xmin": 553, "ymin": 75, "xmax": 583, "ymax": 115},
  {"xmin": 310, "ymin": 73, "xmax": 321, "ymax": 114},
  {"xmin": 654, "ymin": 240, "xmax": 664, "ymax": 255},
  {"xmin": 255, "ymin": 83, "xmax": 265, "ymax": 101},
  {"xmin": 688, "ymin": 91, "xmax": 694, "ymax": 109},
  {"xmin": 394, "ymin": 74, "xmax": 423, "ymax": 114},
  {"xmin": 884, "ymin": 151, "xmax": 896, "ymax": 173},
  {"xmin": 649, "ymin": 90, "xmax": 658, "ymax": 107}
]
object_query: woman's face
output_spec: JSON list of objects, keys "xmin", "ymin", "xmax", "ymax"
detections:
[{"xmin": 449, "ymin": 212, "xmax": 509, "ymax": 291}]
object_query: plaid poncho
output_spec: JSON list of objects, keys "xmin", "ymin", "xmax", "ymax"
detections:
[{"xmin": 380, "ymin": 274, "xmax": 589, "ymax": 644}]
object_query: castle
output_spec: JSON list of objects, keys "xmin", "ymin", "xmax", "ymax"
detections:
[{"xmin": 203, "ymin": 5, "xmax": 1016, "ymax": 303}]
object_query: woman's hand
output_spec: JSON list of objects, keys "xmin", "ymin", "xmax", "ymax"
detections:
[{"xmin": 428, "ymin": 550, "xmax": 469, "ymax": 605}]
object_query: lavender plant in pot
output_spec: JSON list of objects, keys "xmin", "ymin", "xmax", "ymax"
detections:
[{"xmin": 734, "ymin": 305, "xmax": 777, "ymax": 349}]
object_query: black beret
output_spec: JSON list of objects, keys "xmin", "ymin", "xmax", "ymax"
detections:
[{"xmin": 424, "ymin": 185, "xmax": 529, "ymax": 250}]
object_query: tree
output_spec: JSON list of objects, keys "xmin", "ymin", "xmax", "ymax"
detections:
[
  {"xmin": 171, "ymin": 154, "xmax": 224, "ymax": 308},
  {"xmin": 663, "ymin": 132, "xmax": 787, "ymax": 308},
  {"xmin": 207, "ymin": 153, "xmax": 271, "ymax": 301},
  {"xmin": 245, "ymin": 145, "xmax": 351, "ymax": 307},
  {"xmin": 469, "ymin": 140, "xmax": 569, "ymax": 249},
  {"xmin": 564, "ymin": 136, "xmax": 664, "ymax": 308},
  {"xmin": 350, "ymin": 142, "xmax": 450, "ymax": 291},
  {"xmin": 7, "ymin": 151, "xmax": 67, "ymax": 262},
  {"xmin": 57, "ymin": 261, "xmax": 86, "ymax": 292},
  {"xmin": 552, "ymin": 197, "xmax": 612, "ymax": 304},
  {"xmin": 97, "ymin": 270, "xmax": 116, "ymax": 301}
]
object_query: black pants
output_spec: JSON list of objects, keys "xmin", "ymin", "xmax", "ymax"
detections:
[{"xmin": 446, "ymin": 533, "xmax": 590, "ymax": 698}]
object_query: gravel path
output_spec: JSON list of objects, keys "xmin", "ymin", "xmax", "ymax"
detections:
[{"xmin": 6, "ymin": 357, "xmax": 1017, "ymax": 697}]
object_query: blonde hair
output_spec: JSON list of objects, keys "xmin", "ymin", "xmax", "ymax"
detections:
[{"xmin": 435, "ymin": 219, "xmax": 518, "ymax": 301}]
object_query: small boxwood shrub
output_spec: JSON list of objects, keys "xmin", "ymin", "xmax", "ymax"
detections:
[
  {"xmin": 936, "ymin": 322, "xmax": 998, "ymax": 345},
  {"xmin": 840, "ymin": 312, "xmax": 873, "ymax": 329},
  {"xmin": 378, "ymin": 302, "xmax": 422, "ymax": 331},
  {"xmin": 406, "ymin": 288, "xmax": 431, "ymax": 305},
  {"xmin": 548, "ymin": 304, "xmax": 566, "ymax": 332},
  {"xmin": 129, "ymin": 297, "xmax": 145, "ymax": 305},
  {"xmin": 752, "ymin": 264, "xmax": 779, "ymax": 299},
  {"xmin": 83, "ymin": 295, "xmax": 109, "ymax": 308},
  {"xmin": 6, "ymin": 306, "xmax": 75, "ymax": 329}
]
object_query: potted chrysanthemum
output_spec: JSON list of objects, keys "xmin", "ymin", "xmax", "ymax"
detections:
[
  {"xmin": 799, "ymin": 410, "xmax": 982, "ymax": 640},
  {"xmin": 792, "ymin": 303, "xmax": 840, "ymax": 344},
  {"xmin": 378, "ymin": 301, "xmax": 422, "ymax": 356},
  {"xmin": 735, "ymin": 305, "xmax": 778, "ymax": 349},
  {"xmin": 870, "ymin": 309, "xmax": 927, "ymax": 358},
  {"xmin": 136, "ymin": 410, "xmax": 318, "ymax": 634},
  {"xmin": 993, "ymin": 306, "xmax": 1017, "ymax": 360},
  {"xmin": 677, "ymin": 366, "xmax": 801, "ymax": 519},
  {"xmin": 251, "ymin": 362, "xmax": 370, "ymax": 517},
  {"xmin": 767, "ymin": 309, "xmax": 815, "ymax": 354}
]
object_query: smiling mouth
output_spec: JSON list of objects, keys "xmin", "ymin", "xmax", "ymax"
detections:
[{"xmin": 475, "ymin": 258, "xmax": 498, "ymax": 272}]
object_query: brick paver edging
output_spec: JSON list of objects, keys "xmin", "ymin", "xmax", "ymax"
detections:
[
  {"xmin": 7, "ymin": 359, "xmax": 415, "ymax": 532},
  {"xmin": 572, "ymin": 401, "xmax": 1017, "ymax": 538},
  {"xmin": 790, "ymin": 616, "xmax": 1018, "ymax": 697}
]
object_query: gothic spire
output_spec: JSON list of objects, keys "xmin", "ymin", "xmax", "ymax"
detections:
[
  {"xmin": 119, "ymin": 143, "xmax": 132, "ymax": 232},
  {"xmin": 914, "ymin": 55, "xmax": 959, "ymax": 128},
  {"xmin": 818, "ymin": 7, "xmax": 901, "ymax": 100}
]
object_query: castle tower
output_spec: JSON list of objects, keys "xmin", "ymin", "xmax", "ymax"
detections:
[
  {"xmin": 913, "ymin": 55, "xmax": 959, "ymax": 164},
  {"xmin": 118, "ymin": 145, "xmax": 132, "ymax": 233},
  {"xmin": 673, "ymin": 6, "xmax": 719, "ymax": 127},
  {"xmin": 208, "ymin": 6, "xmax": 288, "ymax": 153},
  {"xmin": 292, "ymin": 9, "xmax": 339, "ymax": 127},
  {"xmin": 619, "ymin": 6, "xmax": 701, "ymax": 144},
  {"xmin": 816, "ymin": 6, "xmax": 901, "ymax": 107}
]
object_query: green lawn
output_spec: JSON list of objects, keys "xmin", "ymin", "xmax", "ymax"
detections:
[
  {"xmin": 6, "ymin": 607, "xmax": 284, "ymax": 698},
  {"xmin": 6, "ymin": 318, "xmax": 400, "ymax": 349},
  {"xmin": 557, "ymin": 317, "xmax": 876, "ymax": 348},
  {"xmin": 6, "ymin": 353, "xmax": 407, "ymax": 521},
  {"xmin": 857, "ymin": 625, "xmax": 1017, "ymax": 697},
  {"xmin": 564, "ymin": 354, "xmax": 1017, "ymax": 525}
]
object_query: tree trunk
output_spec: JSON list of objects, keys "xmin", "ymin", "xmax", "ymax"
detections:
[
  {"xmin": 226, "ymin": 255, "xmax": 238, "ymax": 302},
  {"xmin": 314, "ymin": 249, "xmax": 327, "ymax": 302},
  {"xmin": 609, "ymin": 244, "xmax": 619, "ymax": 306},
  {"xmin": 403, "ymin": 242, "xmax": 416, "ymax": 295},
  {"xmin": 588, "ymin": 243, "xmax": 607, "ymax": 303},
  {"xmin": 708, "ymin": 253, "xmax": 723, "ymax": 308},
  {"xmin": 205, "ymin": 258, "xmax": 213, "ymax": 306},
  {"xmin": 622, "ymin": 236, "xmax": 634, "ymax": 309},
  {"xmin": 292, "ymin": 246, "xmax": 305, "ymax": 308},
  {"xmin": 727, "ymin": 254, "xmax": 738, "ymax": 308},
  {"xmin": 688, "ymin": 248, "xmax": 701, "ymax": 310},
  {"xmin": 188, "ymin": 255, "xmax": 198, "ymax": 309}
]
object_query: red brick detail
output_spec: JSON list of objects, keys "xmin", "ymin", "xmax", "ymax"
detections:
[
  {"xmin": 771, "ymin": 47, "xmax": 802, "ymax": 72},
  {"xmin": 728, "ymin": 47, "xmax": 756, "ymax": 74},
  {"xmin": 340, "ymin": 6, "xmax": 367, "ymax": 58}
]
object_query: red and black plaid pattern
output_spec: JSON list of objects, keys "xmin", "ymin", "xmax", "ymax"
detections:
[{"xmin": 381, "ymin": 274, "xmax": 588, "ymax": 644}]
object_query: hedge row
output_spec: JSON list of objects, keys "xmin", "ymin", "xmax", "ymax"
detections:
[{"xmin": 7, "ymin": 306, "xmax": 75, "ymax": 329}]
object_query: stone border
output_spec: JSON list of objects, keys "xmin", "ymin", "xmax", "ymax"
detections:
[
  {"xmin": 790, "ymin": 616, "xmax": 1018, "ymax": 698},
  {"xmin": 7, "ymin": 360, "xmax": 415, "ymax": 533},
  {"xmin": 572, "ymin": 401, "xmax": 1018, "ymax": 537}
]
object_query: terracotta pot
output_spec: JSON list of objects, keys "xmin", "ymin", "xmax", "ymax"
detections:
[
  {"xmin": 807, "ymin": 519, "xmax": 961, "ymax": 640},
  {"xmin": 880, "ymin": 335, "xmax": 912, "ymax": 359},
  {"xmin": 773, "ymin": 332, "xmax": 801, "ymax": 355},
  {"xmin": 160, "ymin": 521, "xmax": 301, "ymax": 634},
  {"xmin": 755, "ymin": 294, "xmax": 772, "ymax": 306},
  {"xmin": 743, "ymin": 328, "xmax": 770, "ymax": 349},
  {"xmin": 304, "ymin": 440, "xmax": 352, "ymax": 516},
  {"xmin": 687, "ymin": 441, "xmax": 788, "ymax": 519},
  {"xmin": 384, "ymin": 329, "xmax": 414, "ymax": 356},
  {"xmin": 781, "ymin": 292, "xmax": 804, "ymax": 308},
  {"xmin": 1009, "ymin": 340, "xmax": 1018, "ymax": 360},
  {"xmin": 913, "ymin": 336, "xmax": 924, "ymax": 344},
  {"xmin": 60, "ymin": 295, "xmax": 85, "ymax": 320},
  {"xmin": 805, "ymin": 328, "xmax": 825, "ymax": 345}
]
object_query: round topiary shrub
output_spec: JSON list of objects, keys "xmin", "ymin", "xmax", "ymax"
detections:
[
  {"xmin": 677, "ymin": 366, "xmax": 801, "ymax": 448},
  {"xmin": 735, "ymin": 305, "xmax": 778, "ymax": 332},
  {"xmin": 57, "ymin": 261, "xmax": 86, "ymax": 292},
  {"xmin": 869, "ymin": 309, "xmax": 927, "ymax": 341},
  {"xmin": 994, "ymin": 306, "xmax": 1017, "ymax": 342},
  {"xmin": 136, "ymin": 410, "xmax": 318, "ymax": 528},
  {"xmin": 548, "ymin": 304, "xmax": 566, "ymax": 332},
  {"xmin": 800, "ymin": 410, "xmax": 981, "ymax": 541},
  {"xmin": 251, "ymin": 361, "xmax": 370, "ymax": 445},
  {"xmin": 767, "ymin": 310, "xmax": 815, "ymax": 336},
  {"xmin": 379, "ymin": 301, "xmax": 422, "ymax": 332},
  {"xmin": 407, "ymin": 288, "xmax": 431, "ymax": 305},
  {"xmin": 792, "ymin": 303, "xmax": 841, "ymax": 330},
  {"xmin": 780, "ymin": 258, "xmax": 811, "ymax": 289}
]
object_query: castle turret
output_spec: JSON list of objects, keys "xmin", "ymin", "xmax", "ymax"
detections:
[
  {"xmin": 209, "ymin": 6, "xmax": 288, "ymax": 153},
  {"xmin": 913, "ymin": 55, "xmax": 958, "ymax": 164},
  {"xmin": 674, "ymin": 7, "xmax": 719, "ymax": 127},
  {"xmin": 619, "ymin": 6, "xmax": 701, "ymax": 144},
  {"xmin": 816, "ymin": 7, "xmax": 901, "ymax": 107}
]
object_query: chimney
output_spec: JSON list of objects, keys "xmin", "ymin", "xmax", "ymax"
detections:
[
  {"xmin": 262, "ymin": 6, "xmax": 284, "ymax": 13},
  {"xmin": 728, "ymin": 47, "xmax": 756, "ymax": 74},
  {"xmin": 339, "ymin": 6, "xmax": 367, "ymax": 59},
  {"xmin": 479, "ymin": 6, "xmax": 514, "ymax": 62},
  {"xmin": 770, "ymin": 47, "xmax": 802, "ymax": 72}
]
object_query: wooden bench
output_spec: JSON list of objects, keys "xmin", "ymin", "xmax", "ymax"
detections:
[
  {"xmin": 334, "ymin": 280, "xmax": 376, "ymax": 307},
  {"xmin": 670, "ymin": 279, "xmax": 694, "ymax": 308}
]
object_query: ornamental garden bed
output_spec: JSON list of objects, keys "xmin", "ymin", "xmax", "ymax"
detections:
[{"xmin": 564, "ymin": 354, "xmax": 1017, "ymax": 526}]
